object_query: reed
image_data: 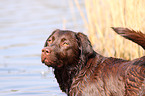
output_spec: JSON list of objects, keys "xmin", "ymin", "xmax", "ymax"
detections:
[{"xmin": 75, "ymin": 0, "xmax": 145, "ymax": 60}]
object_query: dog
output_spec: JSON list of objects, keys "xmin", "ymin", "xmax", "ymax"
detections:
[{"xmin": 41, "ymin": 27, "xmax": 145, "ymax": 96}]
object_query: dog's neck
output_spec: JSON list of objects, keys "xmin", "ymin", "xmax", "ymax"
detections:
[
  {"xmin": 54, "ymin": 58, "xmax": 81, "ymax": 93},
  {"xmin": 54, "ymin": 67, "xmax": 73, "ymax": 93},
  {"xmin": 54, "ymin": 52, "xmax": 102, "ymax": 94}
]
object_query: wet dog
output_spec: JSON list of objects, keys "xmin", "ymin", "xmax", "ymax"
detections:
[{"xmin": 41, "ymin": 27, "xmax": 145, "ymax": 96}]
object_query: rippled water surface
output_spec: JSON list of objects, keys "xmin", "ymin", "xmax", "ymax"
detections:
[{"xmin": 0, "ymin": 0, "xmax": 85, "ymax": 96}]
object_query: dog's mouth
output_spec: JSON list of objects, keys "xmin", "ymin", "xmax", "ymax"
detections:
[
  {"xmin": 41, "ymin": 56, "xmax": 50, "ymax": 64},
  {"xmin": 41, "ymin": 57, "xmax": 47, "ymax": 63},
  {"xmin": 41, "ymin": 54, "xmax": 52, "ymax": 65},
  {"xmin": 42, "ymin": 57, "xmax": 63, "ymax": 68},
  {"xmin": 42, "ymin": 58, "xmax": 51, "ymax": 65},
  {"xmin": 43, "ymin": 58, "xmax": 48, "ymax": 63}
]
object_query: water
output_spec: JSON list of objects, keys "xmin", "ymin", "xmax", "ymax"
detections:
[{"xmin": 0, "ymin": 0, "xmax": 85, "ymax": 96}]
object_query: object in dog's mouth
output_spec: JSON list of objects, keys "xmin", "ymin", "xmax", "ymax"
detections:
[{"xmin": 41, "ymin": 28, "xmax": 145, "ymax": 96}]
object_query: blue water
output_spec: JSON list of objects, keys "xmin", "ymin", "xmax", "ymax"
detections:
[{"xmin": 0, "ymin": 0, "xmax": 85, "ymax": 96}]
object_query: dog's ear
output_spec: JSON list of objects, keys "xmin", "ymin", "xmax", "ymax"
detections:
[{"xmin": 76, "ymin": 32, "xmax": 94, "ymax": 58}]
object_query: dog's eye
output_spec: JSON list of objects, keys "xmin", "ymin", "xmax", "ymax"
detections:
[
  {"xmin": 48, "ymin": 39, "xmax": 52, "ymax": 43},
  {"xmin": 63, "ymin": 42, "xmax": 69, "ymax": 46}
]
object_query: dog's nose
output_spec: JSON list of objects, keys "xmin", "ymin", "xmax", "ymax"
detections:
[{"xmin": 42, "ymin": 47, "xmax": 51, "ymax": 55}]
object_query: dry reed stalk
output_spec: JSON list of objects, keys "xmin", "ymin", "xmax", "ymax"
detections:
[{"xmin": 75, "ymin": 0, "xmax": 145, "ymax": 60}]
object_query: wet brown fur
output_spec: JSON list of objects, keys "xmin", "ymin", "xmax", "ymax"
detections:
[{"xmin": 41, "ymin": 27, "xmax": 145, "ymax": 96}]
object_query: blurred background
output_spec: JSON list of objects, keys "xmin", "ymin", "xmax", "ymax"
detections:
[{"xmin": 0, "ymin": 0, "xmax": 144, "ymax": 96}]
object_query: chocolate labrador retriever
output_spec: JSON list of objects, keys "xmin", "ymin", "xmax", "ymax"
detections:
[{"xmin": 41, "ymin": 27, "xmax": 145, "ymax": 96}]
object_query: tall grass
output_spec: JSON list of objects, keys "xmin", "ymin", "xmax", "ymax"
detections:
[{"xmin": 75, "ymin": 0, "xmax": 145, "ymax": 60}]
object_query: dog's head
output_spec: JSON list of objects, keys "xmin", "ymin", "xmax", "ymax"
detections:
[{"xmin": 41, "ymin": 29, "xmax": 94, "ymax": 68}]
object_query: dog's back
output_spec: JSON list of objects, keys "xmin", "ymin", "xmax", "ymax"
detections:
[{"xmin": 112, "ymin": 27, "xmax": 145, "ymax": 95}]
